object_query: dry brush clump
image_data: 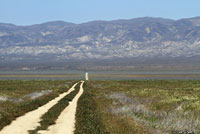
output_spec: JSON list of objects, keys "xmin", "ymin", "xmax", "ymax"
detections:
[
  {"xmin": 24, "ymin": 90, "xmax": 52, "ymax": 99},
  {"xmin": 0, "ymin": 90, "xmax": 52, "ymax": 104}
]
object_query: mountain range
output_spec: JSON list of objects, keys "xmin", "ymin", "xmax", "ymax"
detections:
[{"xmin": 0, "ymin": 17, "xmax": 200, "ymax": 70}]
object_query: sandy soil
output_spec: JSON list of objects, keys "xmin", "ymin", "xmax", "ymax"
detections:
[
  {"xmin": 0, "ymin": 82, "xmax": 79, "ymax": 134},
  {"xmin": 38, "ymin": 80, "xmax": 84, "ymax": 134}
]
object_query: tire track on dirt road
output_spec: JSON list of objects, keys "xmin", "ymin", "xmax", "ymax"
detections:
[{"xmin": 38, "ymin": 80, "xmax": 84, "ymax": 134}]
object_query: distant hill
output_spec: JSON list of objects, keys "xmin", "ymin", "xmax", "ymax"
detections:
[{"xmin": 0, "ymin": 17, "xmax": 200, "ymax": 70}]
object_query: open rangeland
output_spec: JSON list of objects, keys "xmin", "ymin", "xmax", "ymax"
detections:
[
  {"xmin": 0, "ymin": 80, "xmax": 200, "ymax": 134},
  {"xmin": 83, "ymin": 80, "xmax": 200, "ymax": 134}
]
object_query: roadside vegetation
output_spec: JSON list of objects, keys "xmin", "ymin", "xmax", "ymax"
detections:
[
  {"xmin": 29, "ymin": 82, "xmax": 81, "ymax": 134},
  {"xmin": 86, "ymin": 80, "xmax": 200, "ymax": 134},
  {"xmin": 74, "ymin": 82, "xmax": 108, "ymax": 134},
  {"xmin": 0, "ymin": 80, "xmax": 75, "ymax": 130}
]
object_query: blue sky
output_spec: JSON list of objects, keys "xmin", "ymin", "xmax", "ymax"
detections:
[{"xmin": 0, "ymin": 0, "xmax": 199, "ymax": 25}]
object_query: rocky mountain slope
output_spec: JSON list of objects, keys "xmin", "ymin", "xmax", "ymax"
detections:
[{"xmin": 0, "ymin": 17, "xmax": 200, "ymax": 63}]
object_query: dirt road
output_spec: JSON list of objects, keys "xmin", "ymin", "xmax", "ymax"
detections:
[
  {"xmin": 38, "ymin": 80, "xmax": 84, "ymax": 134},
  {"xmin": 0, "ymin": 81, "xmax": 83, "ymax": 134}
]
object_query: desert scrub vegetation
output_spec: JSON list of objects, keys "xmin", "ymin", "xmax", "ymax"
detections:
[
  {"xmin": 74, "ymin": 82, "xmax": 108, "ymax": 134},
  {"xmin": 88, "ymin": 80, "xmax": 200, "ymax": 134},
  {"xmin": 0, "ymin": 80, "xmax": 75, "ymax": 130},
  {"xmin": 29, "ymin": 82, "xmax": 81, "ymax": 134}
]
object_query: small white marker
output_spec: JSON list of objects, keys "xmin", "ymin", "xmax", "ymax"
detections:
[{"xmin": 85, "ymin": 72, "xmax": 89, "ymax": 80}]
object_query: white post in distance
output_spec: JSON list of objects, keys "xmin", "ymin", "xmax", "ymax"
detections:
[{"xmin": 85, "ymin": 72, "xmax": 89, "ymax": 81}]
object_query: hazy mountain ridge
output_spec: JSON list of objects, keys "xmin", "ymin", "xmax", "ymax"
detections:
[{"xmin": 1, "ymin": 17, "xmax": 200, "ymax": 63}]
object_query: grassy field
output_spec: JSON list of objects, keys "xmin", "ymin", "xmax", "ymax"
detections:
[
  {"xmin": 0, "ymin": 80, "xmax": 75, "ymax": 130},
  {"xmin": 85, "ymin": 80, "xmax": 200, "ymax": 134},
  {"xmin": 1, "ymin": 80, "xmax": 200, "ymax": 134}
]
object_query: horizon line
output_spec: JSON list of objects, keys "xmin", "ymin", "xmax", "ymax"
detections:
[{"xmin": 1, "ymin": 15, "xmax": 200, "ymax": 26}]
